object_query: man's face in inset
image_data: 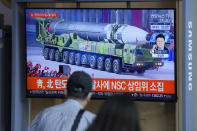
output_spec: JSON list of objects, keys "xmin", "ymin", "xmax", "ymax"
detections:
[{"xmin": 156, "ymin": 37, "xmax": 165, "ymax": 49}]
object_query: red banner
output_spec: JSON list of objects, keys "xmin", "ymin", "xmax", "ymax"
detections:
[
  {"xmin": 29, "ymin": 12, "xmax": 58, "ymax": 17},
  {"xmin": 27, "ymin": 77, "xmax": 175, "ymax": 94}
]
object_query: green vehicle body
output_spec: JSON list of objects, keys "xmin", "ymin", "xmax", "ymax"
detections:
[{"xmin": 35, "ymin": 19, "xmax": 163, "ymax": 74}]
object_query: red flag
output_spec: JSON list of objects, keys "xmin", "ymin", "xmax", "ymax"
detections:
[{"xmin": 44, "ymin": 66, "xmax": 49, "ymax": 70}]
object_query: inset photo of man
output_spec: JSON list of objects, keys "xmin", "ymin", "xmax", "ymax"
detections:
[{"xmin": 150, "ymin": 34, "xmax": 169, "ymax": 58}]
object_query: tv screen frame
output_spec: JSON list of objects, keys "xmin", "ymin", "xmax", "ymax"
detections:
[{"xmin": 25, "ymin": 8, "xmax": 177, "ymax": 102}]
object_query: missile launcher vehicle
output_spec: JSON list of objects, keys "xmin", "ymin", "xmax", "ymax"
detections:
[{"xmin": 35, "ymin": 19, "xmax": 163, "ymax": 74}]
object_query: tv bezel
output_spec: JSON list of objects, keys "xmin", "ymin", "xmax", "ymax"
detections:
[{"xmin": 25, "ymin": 8, "xmax": 177, "ymax": 102}]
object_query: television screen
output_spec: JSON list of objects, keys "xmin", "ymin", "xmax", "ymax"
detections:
[{"xmin": 26, "ymin": 8, "xmax": 176, "ymax": 101}]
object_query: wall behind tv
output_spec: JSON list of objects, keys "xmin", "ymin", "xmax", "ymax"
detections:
[
  {"xmin": 25, "ymin": 1, "xmax": 178, "ymax": 131},
  {"xmin": 0, "ymin": 2, "xmax": 12, "ymax": 25}
]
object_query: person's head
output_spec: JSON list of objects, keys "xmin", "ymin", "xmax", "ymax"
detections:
[
  {"xmin": 87, "ymin": 95, "xmax": 140, "ymax": 131},
  {"xmin": 156, "ymin": 34, "xmax": 165, "ymax": 49},
  {"xmin": 65, "ymin": 71, "xmax": 93, "ymax": 103}
]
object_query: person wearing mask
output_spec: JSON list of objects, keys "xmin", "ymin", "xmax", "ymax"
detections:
[{"xmin": 27, "ymin": 71, "xmax": 95, "ymax": 131}]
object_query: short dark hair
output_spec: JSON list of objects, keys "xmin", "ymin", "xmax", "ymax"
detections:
[
  {"xmin": 156, "ymin": 34, "xmax": 165, "ymax": 41},
  {"xmin": 67, "ymin": 71, "xmax": 92, "ymax": 99},
  {"xmin": 87, "ymin": 95, "xmax": 141, "ymax": 131}
]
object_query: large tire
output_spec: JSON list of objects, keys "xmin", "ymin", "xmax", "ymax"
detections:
[
  {"xmin": 137, "ymin": 69, "xmax": 145, "ymax": 74},
  {"xmin": 105, "ymin": 58, "xmax": 112, "ymax": 72},
  {"xmin": 89, "ymin": 55, "xmax": 97, "ymax": 69},
  {"xmin": 130, "ymin": 69, "xmax": 135, "ymax": 73},
  {"xmin": 55, "ymin": 50, "xmax": 61, "ymax": 62},
  {"xmin": 75, "ymin": 53, "xmax": 81, "ymax": 66},
  {"xmin": 97, "ymin": 56, "xmax": 105, "ymax": 71},
  {"xmin": 113, "ymin": 59, "xmax": 121, "ymax": 74},
  {"xmin": 49, "ymin": 49, "xmax": 55, "ymax": 61},
  {"xmin": 69, "ymin": 52, "xmax": 75, "ymax": 65},
  {"xmin": 43, "ymin": 48, "xmax": 49, "ymax": 60},
  {"xmin": 81, "ymin": 54, "xmax": 88, "ymax": 65},
  {"xmin": 62, "ymin": 51, "xmax": 69, "ymax": 64}
]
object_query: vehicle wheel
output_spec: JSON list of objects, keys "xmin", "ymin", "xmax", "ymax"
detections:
[
  {"xmin": 113, "ymin": 59, "xmax": 121, "ymax": 74},
  {"xmin": 49, "ymin": 49, "xmax": 55, "ymax": 61},
  {"xmin": 62, "ymin": 51, "xmax": 69, "ymax": 64},
  {"xmin": 75, "ymin": 53, "xmax": 81, "ymax": 66},
  {"xmin": 130, "ymin": 69, "xmax": 135, "ymax": 73},
  {"xmin": 97, "ymin": 56, "xmax": 105, "ymax": 70},
  {"xmin": 105, "ymin": 58, "xmax": 112, "ymax": 72},
  {"xmin": 81, "ymin": 54, "xmax": 88, "ymax": 65},
  {"xmin": 43, "ymin": 48, "xmax": 49, "ymax": 60},
  {"xmin": 69, "ymin": 52, "xmax": 75, "ymax": 65},
  {"xmin": 137, "ymin": 69, "xmax": 145, "ymax": 74},
  {"xmin": 89, "ymin": 55, "xmax": 97, "ymax": 69},
  {"xmin": 55, "ymin": 50, "xmax": 61, "ymax": 62},
  {"xmin": 129, "ymin": 67, "xmax": 135, "ymax": 73}
]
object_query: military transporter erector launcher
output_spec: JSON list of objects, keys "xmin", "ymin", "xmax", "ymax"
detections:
[{"xmin": 35, "ymin": 19, "xmax": 163, "ymax": 74}]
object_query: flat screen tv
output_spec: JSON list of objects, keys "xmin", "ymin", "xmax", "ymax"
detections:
[{"xmin": 26, "ymin": 8, "xmax": 176, "ymax": 101}]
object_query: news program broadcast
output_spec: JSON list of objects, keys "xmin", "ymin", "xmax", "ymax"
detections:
[{"xmin": 26, "ymin": 9, "xmax": 176, "ymax": 101}]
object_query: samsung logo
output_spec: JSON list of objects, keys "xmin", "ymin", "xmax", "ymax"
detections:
[{"xmin": 187, "ymin": 21, "xmax": 193, "ymax": 91}]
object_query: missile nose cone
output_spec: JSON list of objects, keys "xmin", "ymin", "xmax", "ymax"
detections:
[{"xmin": 119, "ymin": 25, "xmax": 148, "ymax": 44}]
